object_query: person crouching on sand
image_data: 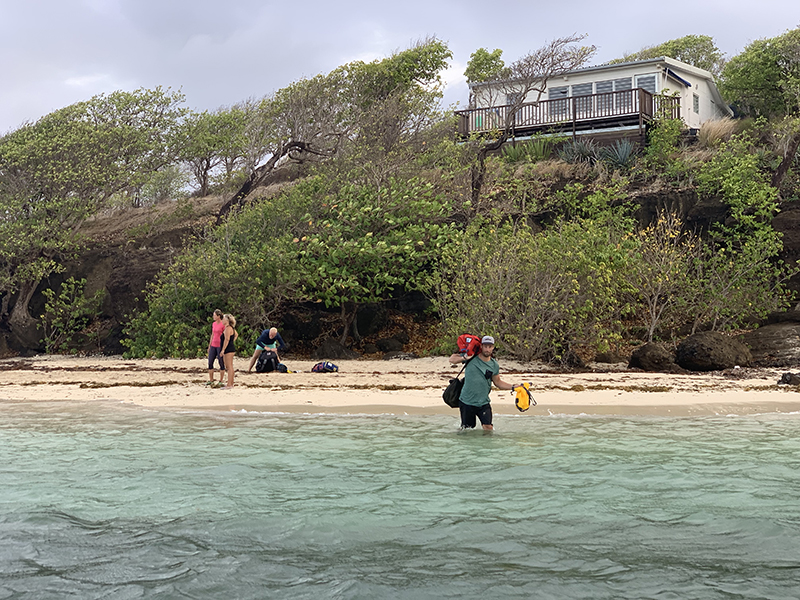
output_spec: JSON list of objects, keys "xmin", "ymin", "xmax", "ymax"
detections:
[
  {"xmin": 221, "ymin": 314, "xmax": 239, "ymax": 389},
  {"xmin": 247, "ymin": 327, "xmax": 287, "ymax": 372},
  {"xmin": 207, "ymin": 309, "xmax": 226, "ymax": 386}
]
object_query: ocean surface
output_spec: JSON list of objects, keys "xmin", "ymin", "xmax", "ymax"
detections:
[{"xmin": 1, "ymin": 400, "xmax": 800, "ymax": 599}]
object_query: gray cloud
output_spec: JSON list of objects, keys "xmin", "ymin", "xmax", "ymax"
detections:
[{"xmin": 1, "ymin": 0, "xmax": 798, "ymax": 133}]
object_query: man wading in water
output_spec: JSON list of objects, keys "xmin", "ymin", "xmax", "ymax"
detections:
[{"xmin": 449, "ymin": 336, "xmax": 520, "ymax": 432}]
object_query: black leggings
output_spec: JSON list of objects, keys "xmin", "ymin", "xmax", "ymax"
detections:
[{"xmin": 208, "ymin": 346, "xmax": 224, "ymax": 370}]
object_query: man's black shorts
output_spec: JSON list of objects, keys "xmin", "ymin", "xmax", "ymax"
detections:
[{"xmin": 459, "ymin": 401, "xmax": 492, "ymax": 428}]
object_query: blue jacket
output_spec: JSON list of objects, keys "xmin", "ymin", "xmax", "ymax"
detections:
[{"xmin": 256, "ymin": 329, "xmax": 287, "ymax": 352}]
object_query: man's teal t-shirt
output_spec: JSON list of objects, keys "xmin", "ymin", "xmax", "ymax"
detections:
[{"xmin": 459, "ymin": 356, "xmax": 500, "ymax": 406}]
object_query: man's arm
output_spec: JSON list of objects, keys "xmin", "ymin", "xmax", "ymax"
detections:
[
  {"xmin": 449, "ymin": 353, "xmax": 467, "ymax": 365},
  {"xmin": 492, "ymin": 373, "xmax": 518, "ymax": 391},
  {"xmin": 275, "ymin": 332, "xmax": 287, "ymax": 353}
]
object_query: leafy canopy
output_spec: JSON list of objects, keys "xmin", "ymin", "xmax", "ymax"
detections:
[
  {"xmin": 0, "ymin": 87, "xmax": 186, "ymax": 304},
  {"xmin": 720, "ymin": 27, "xmax": 800, "ymax": 118},
  {"xmin": 464, "ymin": 48, "xmax": 510, "ymax": 84},
  {"xmin": 610, "ymin": 34, "xmax": 725, "ymax": 77}
]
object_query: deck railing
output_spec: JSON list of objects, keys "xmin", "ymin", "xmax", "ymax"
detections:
[{"xmin": 455, "ymin": 88, "xmax": 681, "ymax": 136}]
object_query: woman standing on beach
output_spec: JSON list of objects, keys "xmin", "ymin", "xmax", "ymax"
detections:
[
  {"xmin": 221, "ymin": 314, "xmax": 239, "ymax": 389},
  {"xmin": 207, "ymin": 309, "xmax": 226, "ymax": 386}
]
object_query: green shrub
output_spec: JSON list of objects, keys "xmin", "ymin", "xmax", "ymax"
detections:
[
  {"xmin": 428, "ymin": 214, "xmax": 636, "ymax": 363},
  {"xmin": 39, "ymin": 277, "xmax": 106, "ymax": 354}
]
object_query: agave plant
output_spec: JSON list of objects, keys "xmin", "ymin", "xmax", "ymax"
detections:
[
  {"xmin": 599, "ymin": 139, "xmax": 637, "ymax": 169},
  {"xmin": 558, "ymin": 138, "xmax": 600, "ymax": 164}
]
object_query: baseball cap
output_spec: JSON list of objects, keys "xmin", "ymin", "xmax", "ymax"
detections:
[{"xmin": 481, "ymin": 335, "xmax": 495, "ymax": 345}]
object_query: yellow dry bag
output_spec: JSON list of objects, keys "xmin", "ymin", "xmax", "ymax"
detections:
[{"xmin": 514, "ymin": 382, "xmax": 535, "ymax": 412}]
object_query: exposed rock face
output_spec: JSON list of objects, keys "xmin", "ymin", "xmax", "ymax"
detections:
[
  {"xmin": 675, "ymin": 331, "xmax": 752, "ymax": 371},
  {"xmin": 628, "ymin": 342, "xmax": 683, "ymax": 373},
  {"xmin": 741, "ymin": 323, "xmax": 800, "ymax": 367}
]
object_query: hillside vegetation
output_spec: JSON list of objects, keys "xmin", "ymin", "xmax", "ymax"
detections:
[{"xmin": 2, "ymin": 31, "xmax": 800, "ymax": 363}]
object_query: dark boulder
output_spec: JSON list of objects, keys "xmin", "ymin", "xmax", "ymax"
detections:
[
  {"xmin": 740, "ymin": 323, "xmax": 800, "ymax": 367},
  {"xmin": 628, "ymin": 342, "xmax": 683, "ymax": 372},
  {"xmin": 311, "ymin": 337, "xmax": 360, "ymax": 360},
  {"xmin": 675, "ymin": 331, "xmax": 751, "ymax": 371},
  {"xmin": 595, "ymin": 351, "xmax": 626, "ymax": 364},
  {"xmin": 376, "ymin": 337, "xmax": 404, "ymax": 352},
  {"xmin": 779, "ymin": 372, "xmax": 800, "ymax": 385}
]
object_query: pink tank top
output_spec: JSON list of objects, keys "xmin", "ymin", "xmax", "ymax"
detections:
[{"xmin": 211, "ymin": 321, "xmax": 225, "ymax": 347}]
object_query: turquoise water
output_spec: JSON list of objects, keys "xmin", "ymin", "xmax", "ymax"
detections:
[{"xmin": 2, "ymin": 402, "xmax": 800, "ymax": 599}]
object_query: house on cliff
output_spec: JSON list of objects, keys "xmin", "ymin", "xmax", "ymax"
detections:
[{"xmin": 455, "ymin": 56, "xmax": 733, "ymax": 144}]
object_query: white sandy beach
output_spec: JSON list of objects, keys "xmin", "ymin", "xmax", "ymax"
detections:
[{"xmin": 1, "ymin": 354, "xmax": 800, "ymax": 417}]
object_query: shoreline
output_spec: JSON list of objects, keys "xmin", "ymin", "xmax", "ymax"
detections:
[{"xmin": 1, "ymin": 355, "xmax": 799, "ymax": 417}]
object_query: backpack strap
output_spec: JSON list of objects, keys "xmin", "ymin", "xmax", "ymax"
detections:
[{"xmin": 454, "ymin": 353, "xmax": 478, "ymax": 378}]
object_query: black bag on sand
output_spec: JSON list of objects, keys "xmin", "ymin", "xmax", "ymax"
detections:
[{"xmin": 256, "ymin": 351, "xmax": 279, "ymax": 373}]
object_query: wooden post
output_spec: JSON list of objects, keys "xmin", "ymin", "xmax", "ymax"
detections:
[
  {"xmin": 571, "ymin": 97, "xmax": 577, "ymax": 140},
  {"xmin": 638, "ymin": 89, "xmax": 644, "ymax": 138}
]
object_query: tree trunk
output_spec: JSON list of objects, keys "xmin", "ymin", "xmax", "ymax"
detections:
[
  {"xmin": 772, "ymin": 133, "xmax": 800, "ymax": 192},
  {"xmin": 216, "ymin": 140, "xmax": 316, "ymax": 224},
  {"xmin": 339, "ymin": 302, "xmax": 357, "ymax": 346},
  {"xmin": 351, "ymin": 304, "xmax": 362, "ymax": 343},
  {"xmin": 8, "ymin": 280, "xmax": 42, "ymax": 349},
  {"xmin": 471, "ymin": 138, "xmax": 506, "ymax": 203}
]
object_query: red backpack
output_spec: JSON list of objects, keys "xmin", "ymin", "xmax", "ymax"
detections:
[{"xmin": 456, "ymin": 334, "xmax": 482, "ymax": 358}]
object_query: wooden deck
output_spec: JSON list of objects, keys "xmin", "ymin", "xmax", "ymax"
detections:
[{"xmin": 455, "ymin": 88, "xmax": 681, "ymax": 139}]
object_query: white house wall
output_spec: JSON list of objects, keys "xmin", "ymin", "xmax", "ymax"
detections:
[{"xmin": 472, "ymin": 58, "xmax": 731, "ymax": 128}]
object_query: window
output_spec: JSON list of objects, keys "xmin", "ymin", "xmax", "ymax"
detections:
[
  {"xmin": 614, "ymin": 78, "xmax": 633, "ymax": 112},
  {"xmin": 693, "ymin": 93, "xmax": 700, "ymax": 114},
  {"xmin": 572, "ymin": 83, "xmax": 593, "ymax": 116},
  {"xmin": 636, "ymin": 75, "xmax": 657, "ymax": 94},
  {"xmin": 596, "ymin": 80, "xmax": 613, "ymax": 113},
  {"xmin": 614, "ymin": 77, "xmax": 632, "ymax": 90},
  {"xmin": 571, "ymin": 83, "xmax": 593, "ymax": 97},
  {"xmin": 548, "ymin": 86, "xmax": 568, "ymax": 119}
]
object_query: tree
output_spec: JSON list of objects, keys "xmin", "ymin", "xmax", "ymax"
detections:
[
  {"xmin": 177, "ymin": 107, "xmax": 247, "ymax": 196},
  {"xmin": 218, "ymin": 38, "xmax": 452, "ymax": 221},
  {"xmin": 468, "ymin": 34, "xmax": 596, "ymax": 202},
  {"xmin": 0, "ymin": 87, "xmax": 186, "ymax": 344},
  {"xmin": 610, "ymin": 34, "xmax": 725, "ymax": 77},
  {"xmin": 465, "ymin": 48, "xmax": 509, "ymax": 84},
  {"xmin": 464, "ymin": 48, "xmax": 510, "ymax": 108},
  {"xmin": 295, "ymin": 176, "xmax": 456, "ymax": 344},
  {"xmin": 720, "ymin": 28, "xmax": 800, "ymax": 196},
  {"xmin": 720, "ymin": 27, "xmax": 800, "ymax": 118}
]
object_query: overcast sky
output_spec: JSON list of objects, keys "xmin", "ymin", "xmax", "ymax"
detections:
[{"xmin": 1, "ymin": 0, "xmax": 799, "ymax": 134}]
